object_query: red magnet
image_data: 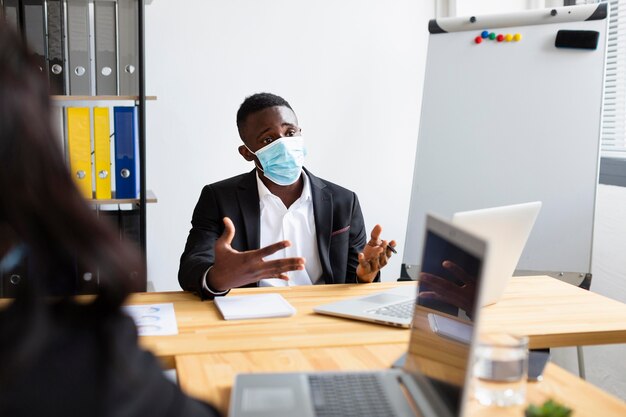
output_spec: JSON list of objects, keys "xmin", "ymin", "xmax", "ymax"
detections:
[
  {"xmin": 475, "ymin": 36, "xmax": 483, "ymax": 44},
  {"xmin": 496, "ymin": 34, "xmax": 504, "ymax": 42}
]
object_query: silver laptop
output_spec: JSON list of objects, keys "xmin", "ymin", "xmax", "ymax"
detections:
[
  {"xmin": 312, "ymin": 202, "xmax": 540, "ymax": 326},
  {"xmin": 229, "ymin": 214, "xmax": 489, "ymax": 417},
  {"xmin": 313, "ymin": 284, "xmax": 416, "ymax": 328},
  {"xmin": 452, "ymin": 201, "xmax": 541, "ymax": 306}
]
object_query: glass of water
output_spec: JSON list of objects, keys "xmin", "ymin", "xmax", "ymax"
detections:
[{"xmin": 473, "ymin": 333, "xmax": 529, "ymax": 407}]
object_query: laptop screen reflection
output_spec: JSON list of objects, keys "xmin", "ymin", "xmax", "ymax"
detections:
[{"xmin": 404, "ymin": 229, "xmax": 483, "ymax": 415}]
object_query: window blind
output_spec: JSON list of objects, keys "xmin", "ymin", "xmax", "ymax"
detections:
[{"xmin": 601, "ymin": 0, "xmax": 626, "ymax": 157}]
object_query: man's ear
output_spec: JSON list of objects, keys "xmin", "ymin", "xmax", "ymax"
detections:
[{"xmin": 238, "ymin": 145, "xmax": 255, "ymax": 162}]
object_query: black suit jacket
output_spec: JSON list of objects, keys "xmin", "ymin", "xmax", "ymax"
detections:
[{"xmin": 178, "ymin": 168, "xmax": 376, "ymax": 298}]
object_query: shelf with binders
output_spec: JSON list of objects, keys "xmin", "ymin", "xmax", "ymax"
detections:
[
  {"xmin": 1, "ymin": 0, "xmax": 151, "ymax": 295},
  {"xmin": 2, "ymin": 0, "xmax": 147, "ymax": 97},
  {"xmin": 53, "ymin": 105, "xmax": 148, "ymax": 203}
]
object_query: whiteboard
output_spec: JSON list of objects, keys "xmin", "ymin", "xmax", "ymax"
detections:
[{"xmin": 403, "ymin": 4, "xmax": 608, "ymax": 276}]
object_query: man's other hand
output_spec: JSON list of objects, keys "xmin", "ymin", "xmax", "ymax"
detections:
[{"xmin": 356, "ymin": 224, "xmax": 396, "ymax": 283}]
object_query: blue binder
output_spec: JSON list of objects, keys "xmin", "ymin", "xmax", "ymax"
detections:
[{"xmin": 114, "ymin": 107, "xmax": 139, "ymax": 199}]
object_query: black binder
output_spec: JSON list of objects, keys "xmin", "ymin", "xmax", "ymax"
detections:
[
  {"xmin": 45, "ymin": 0, "xmax": 65, "ymax": 94},
  {"xmin": 99, "ymin": 207, "xmax": 141, "ymax": 248},
  {"xmin": 0, "ymin": 257, "xmax": 27, "ymax": 298},
  {"xmin": 119, "ymin": 208, "xmax": 141, "ymax": 247},
  {"xmin": 76, "ymin": 263, "xmax": 98, "ymax": 294},
  {"xmin": 98, "ymin": 207, "xmax": 145, "ymax": 292}
]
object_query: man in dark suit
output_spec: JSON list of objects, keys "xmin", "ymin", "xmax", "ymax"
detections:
[{"xmin": 179, "ymin": 93, "xmax": 396, "ymax": 299}]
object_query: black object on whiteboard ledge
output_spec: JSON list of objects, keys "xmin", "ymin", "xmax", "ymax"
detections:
[{"xmin": 555, "ymin": 30, "xmax": 599, "ymax": 50}]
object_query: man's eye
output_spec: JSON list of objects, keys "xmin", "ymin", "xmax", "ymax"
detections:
[
  {"xmin": 262, "ymin": 137, "xmax": 274, "ymax": 144},
  {"xmin": 286, "ymin": 130, "xmax": 296, "ymax": 137}
]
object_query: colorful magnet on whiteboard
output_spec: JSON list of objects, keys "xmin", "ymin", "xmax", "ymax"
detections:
[
  {"xmin": 505, "ymin": 34, "xmax": 513, "ymax": 42},
  {"xmin": 475, "ymin": 36, "xmax": 483, "ymax": 44},
  {"xmin": 513, "ymin": 33, "xmax": 522, "ymax": 41},
  {"xmin": 489, "ymin": 32, "xmax": 496, "ymax": 40},
  {"xmin": 481, "ymin": 30, "xmax": 489, "ymax": 39},
  {"xmin": 496, "ymin": 34, "xmax": 504, "ymax": 42}
]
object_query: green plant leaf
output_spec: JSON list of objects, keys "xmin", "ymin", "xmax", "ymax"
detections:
[{"xmin": 524, "ymin": 399, "xmax": 572, "ymax": 417}]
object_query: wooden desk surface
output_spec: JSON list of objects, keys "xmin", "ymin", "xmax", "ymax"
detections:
[
  {"xmin": 175, "ymin": 344, "xmax": 626, "ymax": 417},
  {"xmin": 129, "ymin": 276, "xmax": 626, "ymax": 367},
  {"xmin": 483, "ymin": 275, "xmax": 626, "ymax": 348}
]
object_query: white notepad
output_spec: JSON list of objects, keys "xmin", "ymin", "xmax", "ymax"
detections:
[{"xmin": 214, "ymin": 293, "xmax": 296, "ymax": 320}]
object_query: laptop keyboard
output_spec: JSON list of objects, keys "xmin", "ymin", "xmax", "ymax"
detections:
[
  {"xmin": 369, "ymin": 300, "xmax": 414, "ymax": 319},
  {"xmin": 308, "ymin": 373, "xmax": 398, "ymax": 417}
]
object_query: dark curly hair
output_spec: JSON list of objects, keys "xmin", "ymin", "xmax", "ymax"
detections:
[{"xmin": 236, "ymin": 92, "xmax": 293, "ymax": 132}]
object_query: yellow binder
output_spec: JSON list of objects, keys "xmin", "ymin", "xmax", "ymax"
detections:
[
  {"xmin": 93, "ymin": 107, "xmax": 112, "ymax": 199},
  {"xmin": 67, "ymin": 107, "xmax": 92, "ymax": 199}
]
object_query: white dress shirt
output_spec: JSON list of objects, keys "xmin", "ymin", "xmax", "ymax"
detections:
[
  {"xmin": 202, "ymin": 170, "xmax": 323, "ymax": 294},
  {"xmin": 257, "ymin": 171, "xmax": 322, "ymax": 287}
]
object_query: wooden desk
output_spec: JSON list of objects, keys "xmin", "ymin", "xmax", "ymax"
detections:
[
  {"xmin": 176, "ymin": 344, "xmax": 626, "ymax": 417},
  {"xmin": 130, "ymin": 276, "xmax": 626, "ymax": 367},
  {"xmin": 482, "ymin": 275, "xmax": 626, "ymax": 348}
]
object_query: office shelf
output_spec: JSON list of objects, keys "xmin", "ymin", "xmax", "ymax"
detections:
[
  {"xmin": 87, "ymin": 190, "xmax": 157, "ymax": 206},
  {"xmin": 1, "ymin": 0, "xmax": 151, "ymax": 296}
]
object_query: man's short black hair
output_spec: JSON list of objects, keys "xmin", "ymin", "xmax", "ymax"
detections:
[{"xmin": 236, "ymin": 92, "xmax": 293, "ymax": 130}]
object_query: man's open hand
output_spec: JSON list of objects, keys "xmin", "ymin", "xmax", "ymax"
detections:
[{"xmin": 207, "ymin": 217, "xmax": 306, "ymax": 291}]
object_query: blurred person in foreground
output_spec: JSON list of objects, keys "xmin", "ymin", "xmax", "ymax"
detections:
[{"xmin": 0, "ymin": 23, "xmax": 220, "ymax": 417}]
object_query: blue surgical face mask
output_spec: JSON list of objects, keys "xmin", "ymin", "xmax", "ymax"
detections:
[{"xmin": 246, "ymin": 136, "xmax": 306, "ymax": 186}]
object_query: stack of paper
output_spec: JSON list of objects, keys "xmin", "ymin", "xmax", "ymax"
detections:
[{"xmin": 214, "ymin": 293, "xmax": 296, "ymax": 320}]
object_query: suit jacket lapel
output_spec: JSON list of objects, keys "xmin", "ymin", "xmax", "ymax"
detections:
[
  {"xmin": 237, "ymin": 170, "xmax": 260, "ymax": 250},
  {"xmin": 306, "ymin": 168, "xmax": 334, "ymax": 284}
]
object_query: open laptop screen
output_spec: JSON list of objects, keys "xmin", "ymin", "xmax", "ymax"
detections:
[{"xmin": 404, "ymin": 216, "xmax": 486, "ymax": 416}]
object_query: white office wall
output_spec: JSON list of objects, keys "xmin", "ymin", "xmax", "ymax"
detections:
[
  {"xmin": 144, "ymin": 0, "xmax": 435, "ymax": 291},
  {"xmin": 143, "ymin": 0, "xmax": 626, "ymax": 401}
]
